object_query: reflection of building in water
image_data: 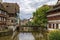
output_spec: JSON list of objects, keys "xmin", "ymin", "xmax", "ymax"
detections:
[{"xmin": 47, "ymin": 0, "xmax": 60, "ymax": 30}]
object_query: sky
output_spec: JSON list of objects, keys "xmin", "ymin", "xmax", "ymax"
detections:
[{"xmin": 3, "ymin": 0, "xmax": 58, "ymax": 20}]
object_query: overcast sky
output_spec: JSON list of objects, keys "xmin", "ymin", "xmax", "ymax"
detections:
[{"xmin": 3, "ymin": 0, "xmax": 58, "ymax": 19}]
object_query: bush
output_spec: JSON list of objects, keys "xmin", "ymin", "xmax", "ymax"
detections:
[{"xmin": 49, "ymin": 30, "xmax": 60, "ymax": 40}]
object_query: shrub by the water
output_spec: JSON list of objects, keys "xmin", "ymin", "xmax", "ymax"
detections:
[{"xmin": 49, "ymin": 30, "xmax": 60, "ymax": 40}]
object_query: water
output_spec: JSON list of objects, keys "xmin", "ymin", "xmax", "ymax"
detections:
[{"xmin": 18, "ymin": 33, "xmax": 35, "ymax": 40}]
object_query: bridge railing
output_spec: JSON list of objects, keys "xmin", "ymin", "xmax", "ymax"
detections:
[{"xmin": 20, "ymin": 26, "xmax": 47, "ymax": 32}]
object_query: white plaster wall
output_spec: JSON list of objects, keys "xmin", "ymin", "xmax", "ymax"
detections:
[
  {"xmin": 47, "ymin": 13, "xmax": 60, "ymax": 17},
  {"xmin": 8, "ymin": 26, "xmax": 16, "ymax": 31},
  {"xmin": 58, "ymin": 24, "xmax": 60, "ymax": 29},
  {"xmin": 48, "ymin": 28, "xmax": 55, "ymax": 30}
]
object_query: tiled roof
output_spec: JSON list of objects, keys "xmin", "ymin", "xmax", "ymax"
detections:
[
  {"xmin": 0, "ymin": 3, "xmax": 6, "ymax": 11},
  {"xmin": 47, "ymin": 4, "xmax": 60, "ymax": 13},
  {"xmin": 47, "ymin": 0, "xmax": 60, "ymax": 13},
  {"xmin": 2, "ymin": 3, "xmax": 19, "ymax": 14},
  {"xmin": 47, "ymin": 7, "xmax": 60, "ymax": 13}
]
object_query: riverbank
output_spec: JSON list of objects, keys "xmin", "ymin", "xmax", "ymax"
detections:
[
  {"xmin": 0, "ymin": 35, "xmax": 12, "ymax": 40},
  {"xmin": 0, "ymin": 31, "xmax": 19, "ymax": 40},
  {"xmin": 0, "ymin": 29, "xmax": 19, "ymax": 40}
]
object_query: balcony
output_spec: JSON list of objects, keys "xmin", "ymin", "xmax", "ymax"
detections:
[
  {"xmin": 0, "ymin": 21, "xmax": 6, "ymax": 25},
  {"xmin": 0, "ymin": 14, "xmax": 8, "ymax": 18},
  {"xmin": 6, "ymin": 22, "xmax": 17, "ymax": 26},
  {"xmin": 20, "ymin": 27, "xmax": 45, "ymax": 32}
]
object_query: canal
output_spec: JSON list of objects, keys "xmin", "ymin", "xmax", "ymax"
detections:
[
  {"xmin": 14, "ymin": 26, "xmax": 47, "ymax": 40},
  {"xmin": 18, "ymin": 33, "xmax": 35, "ymax": 40}
]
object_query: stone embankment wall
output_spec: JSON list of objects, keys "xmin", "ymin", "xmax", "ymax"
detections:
[{"xmin": 0, "ymin": 29, "xmax": 13, "ymax": 37}]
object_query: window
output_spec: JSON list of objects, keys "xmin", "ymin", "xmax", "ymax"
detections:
[
  {"xmin": 1, "ymin": 17, "xmax": 4, "ymax": 21},
  {"xmin": 49, "ymin": 24, "xmax": 51, "ymax": 28},
  {"xmin": 1, "ymin": 11, "xmax": 5, "ymax": 14},
  {"xmin": 4, "ymin": 18, "xmax": 6, "ymax": 21},
  {"xmin": 5, "ymin": 12, "xmax": 6, "ymax": 15},
  {"xmin": 56, "ymin": 24, "xmax": 58, "ymax": 29},
  {"xmin": 0, "ymin": 17, "xmax": 6, "ymax": 22},
  {"xmin": 15, "ymin": 20, "xmax": 17, "ymax": 22},
  {"xmin": 53, "ymin": 24, "xmax": 54, "ymax": 29},
  {"xmin": 11, "ymin": 20, "xmax": 14, "ymax": 23},
  {"xmin": 2, "ymin": 25, "xmax": 4, "ymax": 28},
  {"xmin": 0, "ymin": 17, "xmax": 1, "ymax": 21},
  {"xmin": 11, "ymin": 19, "xmax": 17, "ymax": 23},
  {"xmin": 1, "ymin": 11, "xmax": 7, "ymax": 15},
  {"xmin": 6, "ymin": 6, "xmax": 8, "ymax": 7},
  {"xmin": 9, "ymin": 14, "xmax": 14, "ymax": 17},
  {"xmin": 0, "ymin": 10, "xmax": 1, "ymax": 13}
]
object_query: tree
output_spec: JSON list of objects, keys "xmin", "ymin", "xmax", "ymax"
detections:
[
  {"xmin": 32, "ymin": 5, "xmax": 52, "ymax": 40},
  {"xmin": 33, "ymin": 5, "xmax": 52, "ymax": 27},
  {"xmin": 49, "ymin": 30, "xmax": 60, "ymax": 40}
]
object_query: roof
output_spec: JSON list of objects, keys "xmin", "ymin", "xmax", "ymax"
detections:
[
  {"xmin": 47, "ymin": 3, "xmax": 60, "ymax": 13},
  {"xmin": 0, "ymin": 3, "xmax": 6, "ymax": 12},
  {"xmin": 47, "ymin": 7, "xmax": 60, "ymax": 13},
  {"xmin": 47, "ymin": 0, "xmax": 60, "ymax": 13},
  {"xmin": 53, "ymin": 2, "xmax": 60, "ymax": 8},
  {"xmin": 2, "ymin": 3, "xmax": 19, "ymax": 14}
]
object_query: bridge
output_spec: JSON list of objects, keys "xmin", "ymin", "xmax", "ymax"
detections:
[
  {"xmin": 12, "ymin": 26, "xmax": 47, "ymax": 40},
  {"xmin": 19, "ymin": 26, "xmax": 47, "ymax": 40}
]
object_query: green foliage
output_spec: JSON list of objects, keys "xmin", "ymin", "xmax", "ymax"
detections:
[
  {"xmin": 26, "ymin": 21, "xmax": 32, "ymax": 26},
  {"xmin": 33, "ymin": 5, "xmax": 51, "ymax": 27},
  {"xmin": 49, "ymin": 30, "xmax": 60, "ymax": 40}
]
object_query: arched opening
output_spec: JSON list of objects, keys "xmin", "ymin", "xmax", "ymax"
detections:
[{"xmin": 16, "ymin": 26, "xmax": 20, "ymax": 32}]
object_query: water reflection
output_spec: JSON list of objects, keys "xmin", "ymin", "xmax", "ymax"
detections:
[{"xmin": 18, "ymin": 33, "xmax": 35, "ymax": 40}]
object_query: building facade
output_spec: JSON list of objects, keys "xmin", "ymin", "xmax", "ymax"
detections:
[
  {"xmin": 3, "ymin": 3, "xmax": 20, "ymax": 31},
  {"xmin": 47, "ymin": 0, "xmax": 60, "ymax": 30},
  {"xmin": 0, "ymin": 3, "xmax": 20, "ymax": 31},
  {"xmin": 0, "ymin": 3, "xmax": 8, "ymax": 31}
]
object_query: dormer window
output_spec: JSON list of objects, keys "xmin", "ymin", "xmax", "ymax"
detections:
[{"xmin": 6, "ymin": 6, "xmax": 8, "ymax": 7}]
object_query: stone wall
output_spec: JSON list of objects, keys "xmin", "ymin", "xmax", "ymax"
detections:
[{"xmin": 0, "ymin": 29, "xmax": 13, "ymax": 37}]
